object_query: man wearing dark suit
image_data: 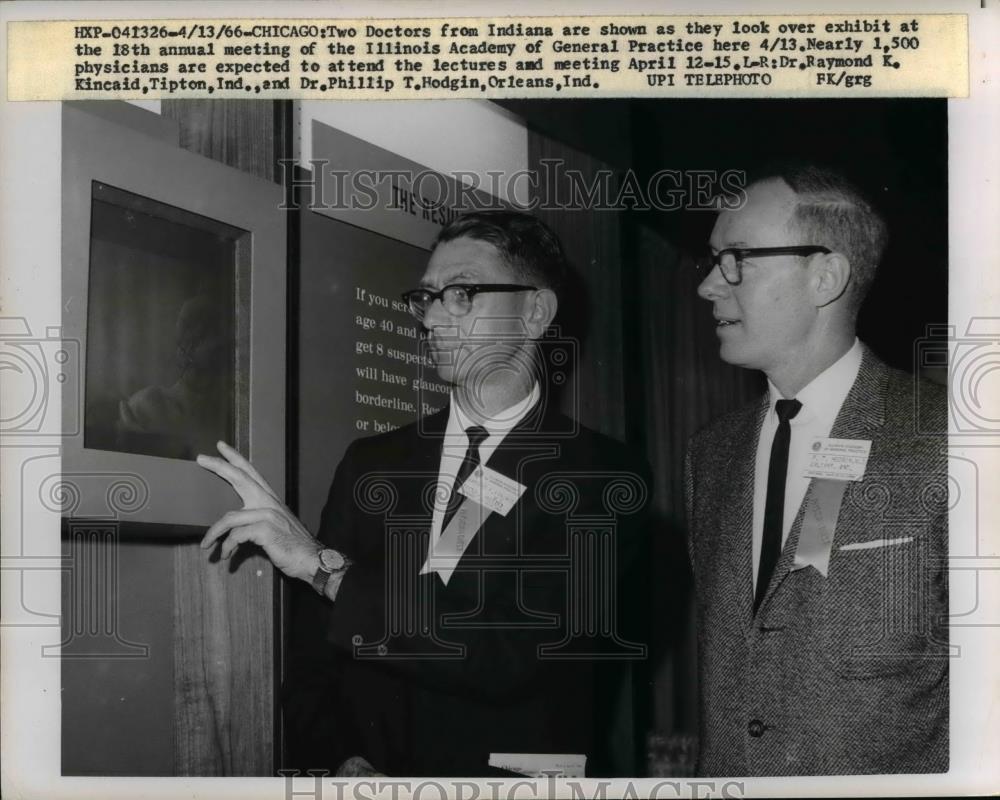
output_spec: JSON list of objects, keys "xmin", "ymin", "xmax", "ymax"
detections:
[
  {"xmin": 686, "ymin": 165, "xmax": 948, "ymax": 776},
  {"xmin": 199, "ymin": 211, "xmax": 650, "ymax": 777}
]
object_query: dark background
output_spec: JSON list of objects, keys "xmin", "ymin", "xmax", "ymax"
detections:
[
  {"xmin": 634, "ymin": 98, "xmax": 948, "ymax": 371},
  {"xmin": 505, "ymin": 98, "xmax": 948, "ymax": 373}
]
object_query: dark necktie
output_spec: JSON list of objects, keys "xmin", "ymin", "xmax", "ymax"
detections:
[
  {"xmin": 755, "ymin": 398, "xmax": 802, "ymax": 614},
  {"xmin": 441, "ymin": 425, "xmax": 490, "ymax": 532}
]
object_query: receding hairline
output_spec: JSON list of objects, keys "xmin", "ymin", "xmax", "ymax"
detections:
[
  {"xmin": 745, "ymin": 176, "xmax": 860, "ymax": 241},
  {"xmin": 711, "ymin": 178, "xmax": 800, "ymax": 243}
]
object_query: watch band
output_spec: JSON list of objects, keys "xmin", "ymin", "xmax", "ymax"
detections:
[
  {"xmin": 311, "ymin": 563, "xmax": 333, "ymax": 595},
  {"xmin": 311, "ymin": 549, "xmax": 351, "ymax": 596}
]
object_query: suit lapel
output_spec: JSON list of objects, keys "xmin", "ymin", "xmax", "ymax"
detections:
[
  {"xmin": 758, "ymin": 346, "xmax": 889, "ymax": 608},
  {"xmin": 822, "ymin": 346, "xmax": 889, "ymax": 549},
  {"xmin": 719, "ymin": 397, "xmax": 768, "ymax": 635},
  {"xmin": 480, "ymin": 399, "xmax": 557, "ymax": 481},
  {"xmin": 405, "ymin": 407, "xmax": 448, "ymax": 519},
  {"xmin": 462, "ymin": 400, "xmax": 560, "ymax": 560},
  {"xmin": 427, "ymin": 398, "xmax": 559, "ymax": 574},
  {"xmin": 828, "ymin": 345, "xmax": 887, "ymax": 441},
  {"xmin": 416, "ymin": 405, "xmax": 449, "ymax": 467}
]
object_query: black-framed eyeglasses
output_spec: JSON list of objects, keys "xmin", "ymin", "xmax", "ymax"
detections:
[
  {"xmin": 401, "ymin": 283, "xmax": 538, "ymax": 320},
  {"xmin": 695, "ymin": 246, "xmax": 831, "ymax": 286}
]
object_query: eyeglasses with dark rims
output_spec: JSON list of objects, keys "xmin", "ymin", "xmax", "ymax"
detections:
[
  {"xmin": 401, "ymin": 283, "xmax": 537, "ymax": 320},
  {"xmin": 695, "ymin": 246, "xmax": 832, "ymax": 286}
]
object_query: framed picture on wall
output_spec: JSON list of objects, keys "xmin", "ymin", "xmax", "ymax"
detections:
[{"xmin": 61, "ymin": 104, "xmax": 285, "ymax": 528}]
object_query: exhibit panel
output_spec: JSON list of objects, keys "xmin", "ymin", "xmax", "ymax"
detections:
[
  {"xmin": 61, "ymin": 103, "xmax": 284, "ymax": 528},
  {"xmin": 59, "ymin": 102, "xmax": 285, "ymax": 776}
]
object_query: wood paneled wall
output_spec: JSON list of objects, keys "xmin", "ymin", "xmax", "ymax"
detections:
[{"xmin": 162, "ymin": 99, "xmax": 283, "ymax": 776}]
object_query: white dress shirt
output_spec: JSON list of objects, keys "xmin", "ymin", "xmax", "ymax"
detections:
[
  {"xmin": 751, "ymin": 338, "xmax": 863, "ymax": 588},
  {"xmin": 428, "ymin": 383, "xmax": 541, "ymax": 555}
]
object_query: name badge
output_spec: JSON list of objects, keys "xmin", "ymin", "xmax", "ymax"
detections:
[
  {"xmin": 458, "ymin": 465, "xmax": 526, "ymax": 516},
  {"xmin": 802, "ymin": 437, "xmax": 871, "ymax": 481}
]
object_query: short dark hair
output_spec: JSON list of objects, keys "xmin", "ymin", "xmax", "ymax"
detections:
[
  {"xmin": 433, "ymin": 210, "xmax": 569, "ymax": 299},
  {"xmin": 752, "ymin": 163, "xmax": 888, "ymax": 309}
]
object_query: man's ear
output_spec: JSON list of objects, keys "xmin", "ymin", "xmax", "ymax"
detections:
[
  {"xmin": 811, "ymin": 252, "xmax": 852, "ymax": 308},
  {"xmin": 525, "ymin": 288, "xmax": 558, "ymax": 339}
]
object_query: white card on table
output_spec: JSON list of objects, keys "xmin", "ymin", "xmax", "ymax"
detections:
[{"xmin": 488, "ymin": 753, "xmax": 586, "ymax": 778}]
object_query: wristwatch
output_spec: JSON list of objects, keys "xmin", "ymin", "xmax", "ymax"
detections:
[{"xmin": 312, "ymin": 548, "xmax": 352, "ymax": 596}]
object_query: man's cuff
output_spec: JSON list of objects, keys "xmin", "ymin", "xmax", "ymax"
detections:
[{"xmin": 322, "ymin": 565, "xmax": 349, "ymax": 602}]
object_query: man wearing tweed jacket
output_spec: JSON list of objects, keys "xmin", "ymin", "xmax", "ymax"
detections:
[{"xmin": 686, "ymin": 165, "xmax": 948, "ymax": 776}]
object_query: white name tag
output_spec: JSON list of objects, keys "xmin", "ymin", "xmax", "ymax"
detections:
[
  {"xmin": 458, "ymin": 465, "xmax": 526, "ymax": 516},
  {"xmin": 802, "ymin": 437, "xmax": 872, "ymax": 481}
]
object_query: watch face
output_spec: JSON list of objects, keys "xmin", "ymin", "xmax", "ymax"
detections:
[{"xmin": 318, "ymin": 549, "xmax": 345, "ymax": 571}]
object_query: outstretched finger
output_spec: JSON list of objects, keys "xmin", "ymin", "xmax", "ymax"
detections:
[
  {"xmin": 196, "ymin": 453, "xmax": 261, "ymax": 502},
  {"xmin": 215, "ymin": 441, "xmax": 279, "ymax": 501},
  {"xmin": 201, "ymin": 508, "xmax": 271, "ymax": 550}
]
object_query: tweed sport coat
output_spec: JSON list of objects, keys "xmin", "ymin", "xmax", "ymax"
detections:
[
  {"xmin": 685, "ymin": 345, "xmax": 949, "ymax": 776},
  {"xmin": 283, "ymin": 400, "xmax": 651, "ymax": 777}
]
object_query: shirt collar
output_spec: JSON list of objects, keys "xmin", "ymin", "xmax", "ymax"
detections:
[
  {"xmin": 446, "ymin": 382, "xmax": 541, "ymax": 441},
  {"xmin": 766, "ymin": 338, "xmax": 863, "ymax": 427}
]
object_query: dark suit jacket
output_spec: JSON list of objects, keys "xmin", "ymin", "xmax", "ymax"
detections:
[
  {"xmin": 284, "ymin": 400, "xmax": 650, "ymax": 777},
  {"xmin": 685, "ymin": 346, "xmax": 949, "ymax": 776}
]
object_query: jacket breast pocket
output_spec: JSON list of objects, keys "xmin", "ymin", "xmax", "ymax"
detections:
[{"xmin": 818, "ymin": 535, "xmax": 947, "ymax": 680}]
